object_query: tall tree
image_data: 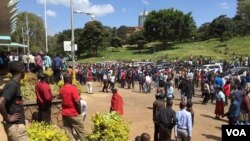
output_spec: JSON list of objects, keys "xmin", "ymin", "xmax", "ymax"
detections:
[
  {"xmin": 11, "ymin": 12, "xmax": 45, "ymax": 53},
  {"xmin": 129, "ymin": 30, "xmax": 147, "ymax": 53},
  {"xmin": 144, "ymin": 8, "xmax": 196, "ymax": 45},
  {"xmin": 209, "ymin": 15, "xmax": 234, "ymax": 39},
  {"xmin": 110, "ymin": 37, "xmax": 122, "ymax": 52},
  {"xmin": 197, "ymin": 22, "xmax": 211, "ymax": 41},
  {"xmin": 234, "ymin": 0, "xmax": 250, "ymax": 36},
  {"xmin": 79, "ymin": 21, "xmax": 106, "ymax": 56}
]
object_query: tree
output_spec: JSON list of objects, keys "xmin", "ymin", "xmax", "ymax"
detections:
[
  {"xmin": 129, "ymin": 30, "xmax": 147, "ymax": 53},
  {"xmin": 117, "ymin": 26, "xmax": 136, "ymax": 44},
  {"xmin": 234, "ymin": 0, "xmax": 250, "ymax": 36},
  {"xmin": 110, "ymin": 37, "xmax": 122, "ymax": 52},
  {"xmin": 197, "ymin": 22, "xmax": 211, "ymax": 41},
  {"xmin": 54, "ymin": 28, "xmax": 84, "ymax": 56},
  {"xmin": 144, "ymin": 8, "xmax": 196, "ymax": 45},
  {"xmin": 209, "ymin": 15, "xmax": 235, "ymax": 40},
  {"xmin": 79, "ymin": 21, "xmax": 106, "ymax": 56},
  {"xmin": 11, "ymin": 12, "xmax": 45, "ymax": 53}
]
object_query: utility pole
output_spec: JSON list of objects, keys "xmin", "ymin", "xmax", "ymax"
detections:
[
  {"xmin": 70, "ymin": 0, "xmax": 75, "ymax": 70},
  {"xmin": 21, "ymin": 26, "xmax": 26, "ymax": 54},
  {"xmin": 44, "ymin": 0, "xmax": 48, "ymax": 53},
  {"xmin": 26, "ymin": 12, "xmax": 30, "ymax": 54}
]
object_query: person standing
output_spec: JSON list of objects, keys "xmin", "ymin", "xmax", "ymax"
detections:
[
  {"xmin": 43, "ymin": 53, "xmax": 51, "ymax": 70},
  {"xmin": 157, "ymin": 100, "xmax": 176, "ymax": 141},
  {"xmin": 186, "ymin": 101, "xmax": 195, "ymax": 127},
  {"xmin": 110, "ymin": 74, "xmax": 116, "ymax": 90},
  {"xmin": 86, "ymin": 68, "xmax": 93, "ymax": 94},
  {"xmin": 223, "ymin": 94, "xmax": 241, "ymax": 125},
  {"xmin": 174, "ymin": 101, "xmax": 192, "ymax": 141},
  {"xmin": 35, "ymin": 73, "xmax": 53, "ymax": 122},
  {"xmin": 52, "ymin": 54, "xmax": 63, "ymax": 83},
  {"xmin": 0, "ymin": 61, "xmax": 29, "ymax": 141},
  {"xmin": 59, "ymin": 73, "xmax": 86, "ymax": 141},
  {"xmin": 110, "ymin": 88, "xmax": 124, "ymax": 115},
  {"xmin": 202, "ymin": 80, "xmax": 210, "ymax": 104},
  {"xmin": 240, "ymin": 89, "xmax": 250, "ymax": 124},
  {"xmin": 102, "ymin": 72, "xmax": 109, "ymax": 93},
  {"xmin": 166, "ymin": 83, "xmax": 174, "ymax": 101},
  {"xmin": 214, "ymin": 87, "xmax": 225, "ymax": 119},
  {"xmin": 186, "ymin": 79, "xmax": 194, "ymax": 103},
  {"xmin": 153, "ymin": 89, "xmax": 165, "ymax": 141},
  {"xmin": 223, "ymin": 80, "xmax": 231, "ymax": 106},
  {"xmin": 35, "ymin": 52, "xmax": 44, "ymax": 73}
]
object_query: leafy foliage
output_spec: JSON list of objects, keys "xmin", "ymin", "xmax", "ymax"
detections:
[
  {"xmin": 144, "ymin": 8, "xmax": 196, "ymax": 44},
  {"xmin": 87, "ymin": 112, "xmax": 130, "ymax": 141},
  {"xmin": 27, "ymin": 121, "xmax": 69, "ymax": 141},
  {"xmin": 11, "ymin": 12, "xmax": 45, "ymax": 53},
  {"xmin": 111, "ymin": 37, "xmax": 122, "ymax": 51},
  {"xmin": 20, "ymin": 73, "xmax": 59, "ymax": 101},
  {"xmin": 209, "ymin": 15, "xmax": 234, "ymax": 38},
  {"xmin": 79, "ymin": 21, "xmax": 107, "ymax": 56}
]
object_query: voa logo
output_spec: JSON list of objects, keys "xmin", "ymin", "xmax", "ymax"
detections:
[{"xmin": 226, "ymin": 129, "xmax": 246, "ymax": 136}]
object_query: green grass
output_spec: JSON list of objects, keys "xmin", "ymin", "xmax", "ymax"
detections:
[{"xmin": 77, "ymin": 36, "xmax": 250, "ymax": 63}]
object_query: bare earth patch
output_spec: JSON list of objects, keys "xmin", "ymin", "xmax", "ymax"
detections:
[{"xmin": 0, "ymin": 82, "xmax": 229, "ymax": 141}]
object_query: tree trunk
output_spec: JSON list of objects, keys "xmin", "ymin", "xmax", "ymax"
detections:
[{"xmin": 95, "ymin": 47, "xmax": 98, "ymax": 56}]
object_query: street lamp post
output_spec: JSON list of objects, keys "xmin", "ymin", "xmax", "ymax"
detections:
[{"xmin": 70, "ymin": 0, "xmax": 95, "ymax": 71}]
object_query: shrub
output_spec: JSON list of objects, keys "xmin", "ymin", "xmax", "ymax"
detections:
[
  {"xmin": 57, "ymin": 72, "xmax": 84, "ymax": 94},
  {"xmin": 87, "ymin": 112, "xmax": 130, "ymax": 141},
  {"xmin": 27, "ymin": 121, "xmax": 69, "ymax": 141}
]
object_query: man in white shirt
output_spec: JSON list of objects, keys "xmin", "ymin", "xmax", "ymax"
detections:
[{"xmin": 145, "ymin": 74, "xmax": 152, "ymax": 93}]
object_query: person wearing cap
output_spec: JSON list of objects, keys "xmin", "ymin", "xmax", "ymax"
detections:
[
  {"xmin": 35, "ymin": 73, "xmax": 53, "ymax": 122},
  {"xmin": 110, "ymin": 88, "xmax": 124, "ymax": 115},
  {"xmin": 153, "ymin": 88, "xmax": 165, "ymax": 141},
  {"xmin": 174, "ymin": 101, "xmax": 192, "ymax": 141}
]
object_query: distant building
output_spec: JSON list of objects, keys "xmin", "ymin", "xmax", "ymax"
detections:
[{"xmin": 138, "ymin": 10, "xmax": 149, "ymax": 27}]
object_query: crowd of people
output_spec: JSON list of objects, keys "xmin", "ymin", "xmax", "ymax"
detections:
[{"xmin": 1, "ymin": 49, "xmax": 250, "ymax": 141}]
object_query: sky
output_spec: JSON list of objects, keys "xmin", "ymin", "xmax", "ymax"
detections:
[{"xmin": 18, "ymin": 0, "xmax": 237, "ymax": 35}]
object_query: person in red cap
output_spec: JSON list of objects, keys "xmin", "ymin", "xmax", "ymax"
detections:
[{"xmin": 110, "ymin": 88, "xmax": 124, "ymax": 115}]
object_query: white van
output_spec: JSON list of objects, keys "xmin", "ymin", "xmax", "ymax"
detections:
[{"xmin": 202, "ymin": 64, "xmax": 223, "ymax": 73}]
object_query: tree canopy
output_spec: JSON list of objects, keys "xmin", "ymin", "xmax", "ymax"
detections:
[
  {"xmin": 79, "ymin": 21, "xmax": 107, "ymax": 56},
  {"xmin": 144, "ymin": 8, "xmax": 196, "ymax": 44},
  {"xmin": 11, "ymin": 12, "xmax": 45, "ymax": 53}
]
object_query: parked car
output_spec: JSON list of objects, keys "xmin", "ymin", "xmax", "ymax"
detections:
[
  {"xmin": 201, "ymin": 64, "xmax": 223, "ymax": 73},
  {"xmin": 226, "ymin": 67, "xmax": 250, "ymax": 76}
]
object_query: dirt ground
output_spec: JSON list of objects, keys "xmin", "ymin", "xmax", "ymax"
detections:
[{"xmin": 0, "ymin": 82, "xmax": 229, "ymax": 141}]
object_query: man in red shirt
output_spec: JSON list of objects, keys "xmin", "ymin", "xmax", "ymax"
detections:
[
  {"xmin": 35, "ymin": 73, "xmax": 53, "ymax": 122},
  {"xmin": 60, "ymin": 73, "xmax": 86, "ymax": 141},
  {"xmin": 110, "ymin": 88, "xmax": 124, "ymax": 115}
]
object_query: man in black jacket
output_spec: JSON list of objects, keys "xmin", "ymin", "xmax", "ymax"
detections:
[
  {"xmin": 153, "ymin": 89, "xmax": 166, "ymax": 141},
  {"xmin": 156, "ymin": 100, "xmax": 176, "ymax": 141}
]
